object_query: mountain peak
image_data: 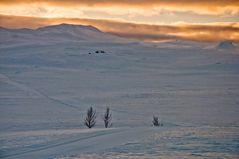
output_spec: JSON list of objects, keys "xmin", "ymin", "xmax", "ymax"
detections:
[{"xmin": 37, "ymin": 23, "xmax": 102, "ymax": 33}]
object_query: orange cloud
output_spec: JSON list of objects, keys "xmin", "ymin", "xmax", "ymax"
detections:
[
  {"xmin": 0, "ymin": 14, "xmax": 239, "ymax": 42},
  {"xmin": 0, "ymin": 0, "xmax": 239, "ymax": 15}
]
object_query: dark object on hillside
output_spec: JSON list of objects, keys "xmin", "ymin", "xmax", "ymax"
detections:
[
  {"xmin": 103, "ymin": 107, "xmax": 112, "ymax": 128},
  {"xmin": 94, "ymin": 50, "xmax": 106, "ymax": 54},
  {"xmin": 88, "ymin": 52, "xmax": 91, "ymax": 54},
  {"xmin": 84, "ymin": 107, "xmax": 96, "ymax": 128},
  {"xmin": 152, "ymin": 116, "xmax": 163, "ymax": 127}
]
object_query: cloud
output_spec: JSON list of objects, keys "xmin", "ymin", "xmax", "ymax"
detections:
[
  {"xmin": 0, "ymin": 0, "xmax": 239, "ymax": 15},
  {"xmin": 0, "ymin": 14, "xmax": 239, "ymax": 42}
]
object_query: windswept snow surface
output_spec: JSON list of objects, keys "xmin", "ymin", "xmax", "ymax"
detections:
[{"xmin": 0, "ymin": 24, "xmax": 239, "ymax": 158}]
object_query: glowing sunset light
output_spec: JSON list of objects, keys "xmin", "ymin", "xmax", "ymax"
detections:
[{"xmin": 0, "ymin": 0, "xmax": 238, "ymax": 42}]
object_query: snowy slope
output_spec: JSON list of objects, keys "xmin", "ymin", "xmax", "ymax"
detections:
[{"xmin": 0, "ymin": 24, "xmax": 239, "ymax": 158}]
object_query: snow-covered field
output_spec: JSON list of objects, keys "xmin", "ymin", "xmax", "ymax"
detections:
[{"xmin": 0, "ymin": 24, "xmax": 239, "ymax": 158}]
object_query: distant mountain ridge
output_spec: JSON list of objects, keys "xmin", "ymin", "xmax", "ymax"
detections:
[
  {"xmin": 0, "ymin": 23, "xmax": 126, "ymax": 44},
  {"xmin": 37, "ymin": 23, "xmax": 102, "ymax": 33}
]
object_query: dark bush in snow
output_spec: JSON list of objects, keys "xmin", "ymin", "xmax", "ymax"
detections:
[
  {"xmin": 84, "ymin": 107, "xmax": 96, "ymax": 128},
  {"xmin": 152, "ymin": 116, "xmax": 163, "ymax": 127},
  {"xmin": 103, "ymin": 107, "xmax": 112, "ymax": 128}
]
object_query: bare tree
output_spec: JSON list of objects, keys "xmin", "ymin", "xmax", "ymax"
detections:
[
  {"xmin": 152, "ymin": 116, "xmax": 160, "ymax": 126},
  {"xmin": 103, "ymin": 107, "xmax": 112, "ymax": 128},
  {"xmin": 84, "ymin": 107, "xmax": 96, "ymax": 128}
]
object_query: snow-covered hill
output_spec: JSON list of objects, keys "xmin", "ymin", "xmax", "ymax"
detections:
[
  {"xmin": 0, "ymin": 24, "xmax": 127, "ymax": 45},
  {"xmin": 0, "ymin": 24, "xmax": 239, "ymax": 159}
]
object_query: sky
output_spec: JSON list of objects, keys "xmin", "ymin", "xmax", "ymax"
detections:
[{"xmin": 0, "ymin": 0, "xmax": 239, "ymax": 42}]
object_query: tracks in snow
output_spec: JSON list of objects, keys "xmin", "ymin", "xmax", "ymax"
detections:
[
  {"xmin": 1, "ymin": 128, "xmax": 126, "ymax": 159},
  {"xmin": 0, "ymin": 73, "xmax": 82, "ymax": 111}
]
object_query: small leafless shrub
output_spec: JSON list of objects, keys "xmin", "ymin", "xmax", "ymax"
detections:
[
  {"xmin": 152, "ymin": 116, "xmax": 163, "ymax": 127},
  {"xmin": 153, "ymin": 116, "xmax": 159, "ymax": 126},
  {"xmin": 84, "ymin": 107, "xmax": 96, "ymax": 128},
  {"xmin": 103, "ymin": 107, "xmax": 112, "ymax": 128}
]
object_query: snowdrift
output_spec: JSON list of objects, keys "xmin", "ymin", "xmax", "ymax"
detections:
[{"xmin": 216, "ymin": 41, "xmax": 235, "ymax": 49}]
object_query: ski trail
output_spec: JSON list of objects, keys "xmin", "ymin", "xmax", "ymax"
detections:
[
  {"xmin": 0, "ymin": 73, "xmax": 185, "ymax": 126},
  {"xmin": 1, "ymin": 128, "xmax": 126, "ymax": 159},
  {"xmin": 32, "ymin": 87, "xmax": 83, "ymax": 111},
  {"xmin": 0, "ymin": 73, "xmax": 152, "ymax": 116},
  {"xmin": 0, "ymin": 73, "xmax": 82, "ymax": 111},
  {"xmin": 0, "ymin": 73, "xmax": 43, "ymax": 97}
]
